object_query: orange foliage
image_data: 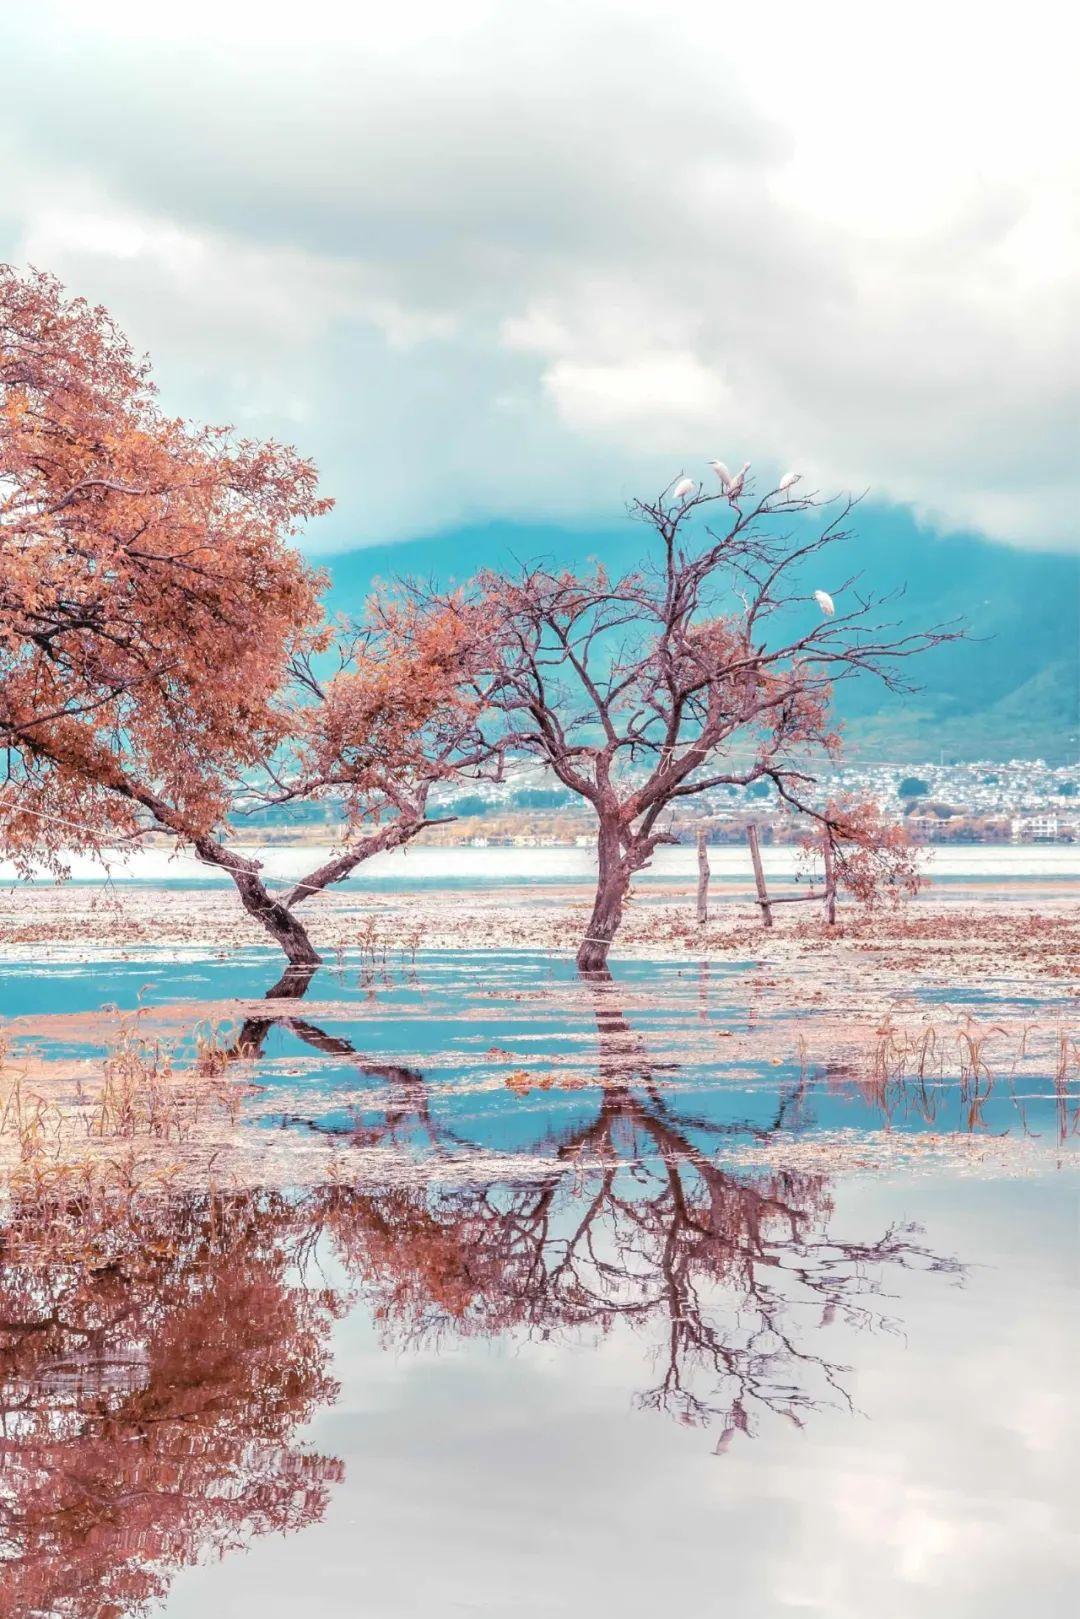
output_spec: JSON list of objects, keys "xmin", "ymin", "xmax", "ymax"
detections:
[
  {"xmin": 300, "ymin": 590, "xmax": 499, "ymax": 823},
  {"xmin": 0, "ymin": 1187, "xmax": 342, "ymax": 1618},
  {"xmin": 801, "ymin": 795, "xmax": 924, "ymax": 908},
  {"xmin": 0, "ymin": 265, "xmax": 328, "ymax": 868}
]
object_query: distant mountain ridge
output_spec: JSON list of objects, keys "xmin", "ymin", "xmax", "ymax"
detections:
[{"xmin": 314, "ymin": 505, "xmax": 1079, "ymax": 764}]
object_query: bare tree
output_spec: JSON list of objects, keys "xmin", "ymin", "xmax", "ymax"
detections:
[{"xmin": 441, "ymin": 476, "xmax": 959, "ymax": 970}]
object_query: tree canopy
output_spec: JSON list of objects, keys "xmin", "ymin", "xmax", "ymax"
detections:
[{"xmin": 1, "ymin": 266, "xmax": 959, "ymax": 972}]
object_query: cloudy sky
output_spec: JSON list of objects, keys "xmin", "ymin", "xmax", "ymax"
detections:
[{"xmin": 1, "ymin": 0, "xmax": 1077, "ymax": 554}]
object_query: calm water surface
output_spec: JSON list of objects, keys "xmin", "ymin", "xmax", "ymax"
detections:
[
  {"xmin": 0, "ymin": 951, "xmax": 1076, "ymax": 1616},
  {"xmin": 6, "ymin": 839, "xmax": 1077, "ymax": 895}
]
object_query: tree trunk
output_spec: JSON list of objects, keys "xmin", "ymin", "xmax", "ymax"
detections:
[
  {"xmin": 97, "ymin": 773, "xmax": 324, "ymax": 969},
  {"xmin": 194, "ymin": 838, "xmax": 321, "ymax": 967},
  {"xmin": 231, "ymin": 961, "xmax": 318, "ymax": 1058},
  {"xmin": 696, "ymin": 828, "xmax": 710, "ymax": 924},
  {"xmin": 196, "ymin": 814, "xmax": 437, "ymax": 967},
  {"xmin": 577, "ymin": 820, "xmax": 632, "ymax": 974}
]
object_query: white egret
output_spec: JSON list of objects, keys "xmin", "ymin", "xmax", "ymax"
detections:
[
  {"xmin": 813, "ymin": 589, "xmax": 836, "ymax": 616},
  {"xmin": 725, "ymin": 461, "xmax": 750, "ymax": 499},
  {"xmin": 708, "ymin": 459, "xmax": 733, "ymax": 488},
  {"xmin": 672, "ymin": 477, "xmax": 696, "ymax": 502},
  {"xmin": 778, "ymin": 471, "xmax": 800, "ymax": 494}
]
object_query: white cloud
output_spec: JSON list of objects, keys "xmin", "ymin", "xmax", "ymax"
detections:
[
  {"xmin": 1, "ymin": 0, "xmax": 1077, "ymax": 550},
  {"xmin": 543, "ymin": 352, "xmax": 732, "ymax": 443}
]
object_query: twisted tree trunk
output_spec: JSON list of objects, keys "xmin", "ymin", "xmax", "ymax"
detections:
[
  {"xmin": 101, "ymin": 773, "xmax": 323, "ymax": 965},
  {"xmin": 199, "ymin": 814, "xmax": 436, "ymax": 967},
  {"xmin": 193, "ymin": 838, "xmax": 322, "ymax": 967}
]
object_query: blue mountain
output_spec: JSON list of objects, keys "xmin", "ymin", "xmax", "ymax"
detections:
[{"xmin": 314, "ymin": 505, "xmax": 1078, "ymax": 763}]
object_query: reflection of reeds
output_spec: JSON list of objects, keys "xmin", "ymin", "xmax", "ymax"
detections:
[
  {"xmin": 1055, "ymin": 1030, "xmax": 1079, "ymax": 1142},
  {"xmin": 855, "ymin": 1018, "xmax": 1079, "ymax": 1139},
  {"xmin": 1, "ymin": 1157, "xmax": 236, "ymax": 1264}
]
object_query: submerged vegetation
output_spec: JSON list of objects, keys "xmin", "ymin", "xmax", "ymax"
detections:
[{"xmin": 2, "ymin": 968, "xmax": 991, "ymax": 1614}]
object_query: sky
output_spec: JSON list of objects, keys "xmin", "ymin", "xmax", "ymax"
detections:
[{"xmin": 1, "ymin": 0, "xmax": 1078, "ymax": 558}]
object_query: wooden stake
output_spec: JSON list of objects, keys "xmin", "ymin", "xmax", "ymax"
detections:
[
  {"xmin": 823, "ymin": 837, "xmax": 837, "ymax": 925},
  {"xmin": 696, "ymin": 827, "xmax": 710, "ymax": 924},
  {"xmin": 746, "ymin": 823, "xmax": 773, "ymax": 928}
]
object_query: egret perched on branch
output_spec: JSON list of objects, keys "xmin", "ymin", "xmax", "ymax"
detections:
[
  {"xmin": 672, "ymin": 477, "xmax": 696, "ymax": 503},
  {"xmin": 726, "ymin": 462, "xmax": 749, "ymax": 499},
  {"xmin": 813, "ymin": 589, "xmax": 836, "ymax": 617},
  {"xmin": 709, "ymin": 459, "xmax": 750, "ymax": 497},
  {"xmin": 778, "ymin": 471, "xmax": 800, "ymax": 494}
]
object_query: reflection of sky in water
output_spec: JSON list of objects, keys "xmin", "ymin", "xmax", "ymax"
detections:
[
  {"xmin": 2, "ymin": 951, "xmax": 1076, "ymax": 1144},
  {"xmin": 155, "ymin": 1171, "xmax": 1076, "ymax": 1619}
]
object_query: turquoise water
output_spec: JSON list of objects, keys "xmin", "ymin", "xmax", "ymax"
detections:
[
  {"xmin": 0, "ymin": 950, "xmax": 1076, "ymax": 1616},
  {"xmin": 2, "ymin": 950, "xmax": 1075, "ymax": 1144}
]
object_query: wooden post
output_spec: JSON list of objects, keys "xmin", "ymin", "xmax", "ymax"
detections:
[
  {"xmin": 696, "ymin": 827, "xmax": 710, "ymax": 924},
  {"xmin": 746, "ymin": 823, "xmax": 773, "ymax": 928},
  {"xmin": 822, "ymin": 837, "xmax": 837, "ymax": 925}
]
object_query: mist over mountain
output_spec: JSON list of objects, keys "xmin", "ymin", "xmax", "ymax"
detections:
[{"xmin": 316, "ymin": 502, "xmax": 1078, "ymax": 765}]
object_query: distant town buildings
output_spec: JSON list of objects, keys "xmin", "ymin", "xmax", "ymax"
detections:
[
  {"xmin": 240, "ymin": 758, "xmax": 1079, "ymax": 849},
  {"xmin": 1011, "ymin": 813, "xmax": 1061, "ymax": 842},
  {"xmin": 425, "ymin": 758, "xmax": 1079, "ymax": 847}
]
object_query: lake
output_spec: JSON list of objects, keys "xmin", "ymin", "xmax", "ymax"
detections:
[
  {"xmin": 2, "ymin": 840, "xmax": 1076, "ymax": 894},
  {"xmin": 0, "ymin": 943, "xmax": 1076, "ymax": 1615}
]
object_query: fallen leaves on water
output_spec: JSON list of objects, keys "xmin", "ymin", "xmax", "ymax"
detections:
[{"xmin": 504, "ymin": 1069, "xmax": 589, "ymax": 1095}]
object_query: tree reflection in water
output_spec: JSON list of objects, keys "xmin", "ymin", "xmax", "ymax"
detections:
[
  {"xmin": 321, "ymin": 979, "xmax": 960, "ymax": 1438},
  {"xmin": 0, "ymin": 1190, "xmax": 343, "ymax": 1619},
  {"xmin": 0, "ymin": 970, "xmax": 961, "ymax": 1614}
]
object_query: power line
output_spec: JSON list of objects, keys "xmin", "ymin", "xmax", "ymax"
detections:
[{"xmin": 0, "ymin": 788, "xmax": 315, "ymax": 905}]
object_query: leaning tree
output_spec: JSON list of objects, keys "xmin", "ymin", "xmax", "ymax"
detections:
[
  {"xmin": 445, "ymin": 474, "xmax": 958, "ymax": 971},
  {"xmin": 0, "ymin": 263, "xmax": 328, "ymax": 949},
  {"xmin": 0, "ymin": 267, "xmax": 497, "ymax": 968},
  {"xmin": 220, "ymin": 585, "xmax": 502, "ymax": 965}
]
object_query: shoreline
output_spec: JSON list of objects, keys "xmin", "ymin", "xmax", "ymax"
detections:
[{"xmin": 2, "ymin": 840, "xmax": 1076, "ymax": 889}]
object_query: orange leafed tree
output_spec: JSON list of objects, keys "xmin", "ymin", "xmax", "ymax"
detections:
[
  {"xmin": 800, "ymin": 794, "xmax": 924, "ymax": 917},
  {"xmin": 233, "ymin": 586, "xmax": 503, "ymax": 957},
  {"xmin": 0, "ymin": 267, "xmax": 499, "ymax": 968},
  {"xmin": 428, "ymin": 478, "xmax": 959, "ymax": 971},
  {"xmin": 0, "ymin": 265, "xmax": 330, "ymax": 955}
]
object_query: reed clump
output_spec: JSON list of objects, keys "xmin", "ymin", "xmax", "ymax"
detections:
[
  {"xmin": 854, "ymin": 1017, "xmax": 1079, "ymax": 1136},
  {"xmin": 0, "ymin": 1013, "xmax": 256, "ymax": 1196}
]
